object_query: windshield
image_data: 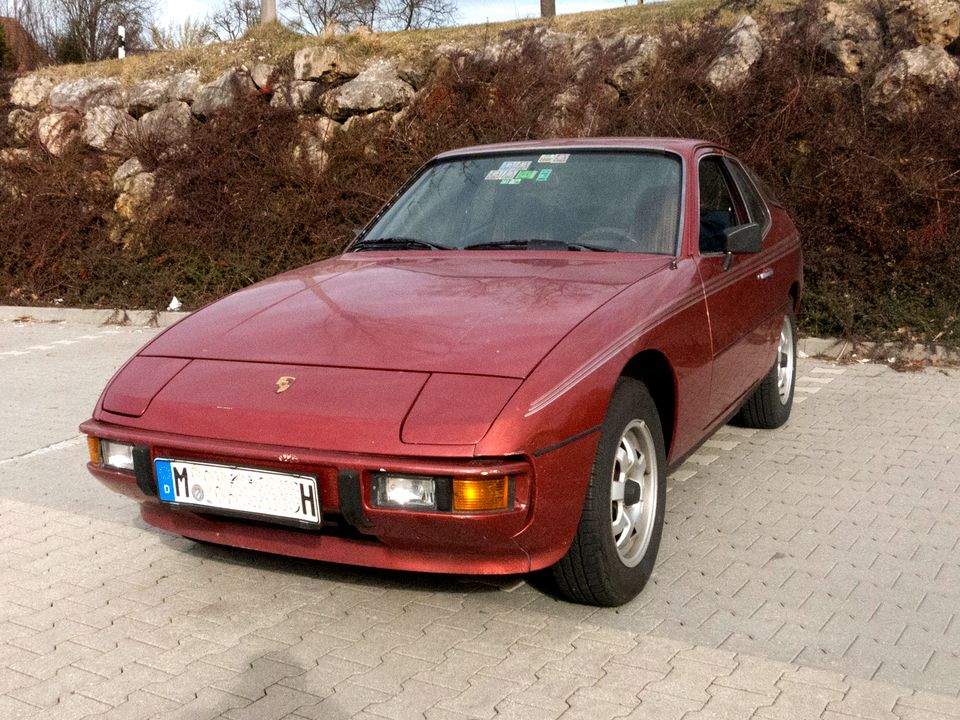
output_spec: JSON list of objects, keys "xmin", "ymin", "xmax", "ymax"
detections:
[{"xmin": 354, "ymin": 150, "xmax": 682, "ymax": 254}]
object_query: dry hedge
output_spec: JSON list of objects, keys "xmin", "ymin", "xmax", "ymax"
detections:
[{"xmin": 1, "ymin": 2, "xmax": 959, "ymax": 346}]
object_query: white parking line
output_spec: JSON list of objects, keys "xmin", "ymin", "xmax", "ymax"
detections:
[
  {"xmin": 0, "ymin": 326, "xmax": 154, "ymax": 360},
  {"xmin": 0, "ymin": 436, "xmax": 84, "ymax": 466}
]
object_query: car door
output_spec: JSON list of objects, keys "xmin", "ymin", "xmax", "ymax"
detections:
[{"xmin": 695, "ymin": 153, "xmax": 775, "ymax": 426}]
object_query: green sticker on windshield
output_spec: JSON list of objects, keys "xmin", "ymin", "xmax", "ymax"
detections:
[
  {"xmin": 536, "ymin": 169, "xmax": 552, "ymax": 181},
  {"xmin": 516, "ymin": 170, "xmax": 537, "ymax": 180},
  {"xmin": 500, "ymin": 178, "xmax": 522, "ymax": 185}
]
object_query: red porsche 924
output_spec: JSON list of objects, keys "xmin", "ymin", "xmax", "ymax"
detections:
[{"xmin": 82, "ymin": 138, "xmax": 802, "ymax": 606}]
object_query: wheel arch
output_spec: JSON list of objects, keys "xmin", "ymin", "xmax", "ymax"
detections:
[{"xmin": 619, "ymin": 350, "xmax": 676, "ymax": 459}]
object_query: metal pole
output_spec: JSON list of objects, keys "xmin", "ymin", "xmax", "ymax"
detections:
[{"xmin": 261, "ymin": 0, "xmax": 277, "ymax": 24}]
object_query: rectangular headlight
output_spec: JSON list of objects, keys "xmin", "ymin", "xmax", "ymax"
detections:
[
  {"xmin": 101, "ymin": 440, "xmax": 135, "ymax": 472},
  {"xmin": 372, "ymin": 473, "xmax": 436, "ymax": 511}
]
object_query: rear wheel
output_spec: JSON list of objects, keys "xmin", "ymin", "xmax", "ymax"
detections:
[
  {"xmin": 736, "ymin": 310, "xmax": 796, "ymax": 429},
  {"xmin": 552, "ymin": 378, "xmax": 666, "ymax": 606}
]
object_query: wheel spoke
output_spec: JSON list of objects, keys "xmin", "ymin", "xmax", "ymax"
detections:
[
  {"xmin": 615, "ymin": 445, "xmax": 629, "ymax": 472},
  {"xmin": 632, "ymin": 451, "xmax": 647, "ymax": 481},
  {"xmin": 626, "ymin": 500, "xmax": 644, "ymax": 529},
  {"xmin": 621, "ymin": 439, "xmax": 637, "ymax": 473},
  {"xmin": 613, "ymin": 512, "xmax": 634, "ymax": 548},
  {"xmin": 610, "ymin": 479, "xmax": 626, "ymax": 502}
]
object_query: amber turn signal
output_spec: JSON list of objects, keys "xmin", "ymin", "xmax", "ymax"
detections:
[
  {"xmin": 86, "ymin": 436, "xmax": 100, "ymax": 466},
  {"xmin": 452, "ymin": 476, "xmax": 509, "ymax": 512}
]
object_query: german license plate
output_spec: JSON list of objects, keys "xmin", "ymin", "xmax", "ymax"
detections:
[{"xmin": 155, "ymin": 458, "xmax": 320, "ymax": 526}]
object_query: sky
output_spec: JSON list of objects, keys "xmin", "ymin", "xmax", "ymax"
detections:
[{"xmin": 159, "ymin": 0, "xmax": 642, "ymax": 28}]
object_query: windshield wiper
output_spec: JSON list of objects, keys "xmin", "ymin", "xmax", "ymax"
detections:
[
  {"xmin": 464, "ymin": 238, "xmax": 616, "ymax": 252},
  {"xmin": 351, "ymin": 236, "xmax": 450, "ymax": 251}
]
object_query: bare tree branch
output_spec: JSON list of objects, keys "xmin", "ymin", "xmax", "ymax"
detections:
[
  {"xmin": 379, "ymin": 0, "xmax": 455, "ymax": 30},
  {"xmin": 60, "ymin": 0, "xmax": 156, "ymax": 61},
  {"xmin": 280, "ymin": 0, "xmax": 352, "ymax": 35},
  {"xmin": 208, "ymin": 0, "xmax": 259, "ymax": 40},
  {"xmin": 149, "ymin": 16, "xmax": 214, "ymax": 50},
  {"xmin": 280, "ymin": 0, "xmax": 453, "ymax": 33}
]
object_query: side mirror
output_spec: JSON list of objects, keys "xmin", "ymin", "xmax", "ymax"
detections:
[
  {"xmin": 723, "ymin": 223, "xmax": 762, "ymax": 254},
  {"xmin": 723, "ymin": 223, "xmax": 763, "ymax": 254}
]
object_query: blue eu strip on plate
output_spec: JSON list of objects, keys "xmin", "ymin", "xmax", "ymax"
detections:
[{"xmin": 155, "ymin": 459, "xmax": 174, "ymax": 501}]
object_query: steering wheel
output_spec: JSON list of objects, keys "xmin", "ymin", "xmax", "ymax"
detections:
[{"xmin": 575, "ymin": 227, "xmax": 640, "ymax": 248}]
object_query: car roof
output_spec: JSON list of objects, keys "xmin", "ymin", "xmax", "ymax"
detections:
[{"xmin": 433, "ymin": 137, "xmax": 727, "ymax": 161}]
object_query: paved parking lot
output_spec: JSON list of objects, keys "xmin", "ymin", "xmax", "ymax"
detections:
[{"xmin": 1, "ymin": 317, "xmax": 959, "ymax": 719}]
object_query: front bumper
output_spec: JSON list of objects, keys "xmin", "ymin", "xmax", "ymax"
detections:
[{"xmin": 81, "ymin": 418, "xmax": 600, "ymax": 575}]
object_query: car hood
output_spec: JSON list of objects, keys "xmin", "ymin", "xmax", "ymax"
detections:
[{"xmin": 142, "ymin": 252, "xmax": 671, "ymax": 378}]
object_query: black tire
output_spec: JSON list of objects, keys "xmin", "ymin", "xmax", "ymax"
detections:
[
  {"xmin": 736, "ymin": 310, "xmax": 797, "ymax": 429},
  {"xmin": 552, "ymin": 377, "xmax": 667, "ymax": 606}
]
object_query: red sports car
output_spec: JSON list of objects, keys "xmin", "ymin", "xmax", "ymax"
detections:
[{"xmin": 82, "ymin": 138, "xmax": 802, "ymax": 606}]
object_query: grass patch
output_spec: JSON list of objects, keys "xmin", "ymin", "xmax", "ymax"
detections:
[{"xmin": 36, "ymin": 0, "xmax": 797, "ymax": 85}]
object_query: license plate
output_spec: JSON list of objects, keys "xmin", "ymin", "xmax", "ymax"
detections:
[{"xmin": 155, "ymin": 458, "xmax": 320, "ymax": 526}]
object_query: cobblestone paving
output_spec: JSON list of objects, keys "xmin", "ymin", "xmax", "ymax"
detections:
[{"xmin": 1, "ymin": 318, "xmax": 959, "ymax": 719}]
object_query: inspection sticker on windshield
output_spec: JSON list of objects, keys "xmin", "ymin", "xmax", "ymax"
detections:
[
  {"xmin": 500, "ymin": 178, "xmax": 522, "ymax": 185},
  {"xmin": 537, "ymin": 169, "xmax": 553, "ymax": 181},
  {"xmin": 516, "ymin": 170, "xmax": 537, "ymax": 180},
  {"xmin": 486, "ymin": 169, "xmax": 518, "ymax": 181},
  {"xmin": 538, "ymin": 154, "xmax": 569, "ymax": 164}
]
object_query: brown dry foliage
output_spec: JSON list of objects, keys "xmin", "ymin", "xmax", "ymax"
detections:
[{"xmin": 1, "ymin": 1, "xmax": 959, "ymax": 346}]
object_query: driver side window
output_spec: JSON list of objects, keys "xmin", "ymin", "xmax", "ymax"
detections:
[{"xmin": 699, "ymin": 157, "xmax": 740, "ymax": 254}]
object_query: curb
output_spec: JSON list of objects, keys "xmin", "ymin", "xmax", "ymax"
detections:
[
  {"xmin": 2, "ymin": 306, "xmax": 958, "ymax": 364},
  {"xmin": 0, "ymin": 306, "xmax": 189, "ymax": 328},
  {"xmin": 798, "ymin": 336, "xmax": 960, "ymax": 365}
]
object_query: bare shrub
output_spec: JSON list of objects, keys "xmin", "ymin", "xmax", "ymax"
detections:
[{"xmin": 1, "ymin": 6, "xmax": 958, "ymax": 346}]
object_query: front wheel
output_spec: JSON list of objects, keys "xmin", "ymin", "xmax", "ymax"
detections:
[
  {"xmin": 552, "ymin": 378, "xmax": 666, "ymax": 606},
  {"xmin": 736, "ymin": 309, "xmax": 797, "ymax": 429}
]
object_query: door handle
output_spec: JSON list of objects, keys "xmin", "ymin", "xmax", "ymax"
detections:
[{"xmin": 757, "ymin": 267, "xmax": 774, "ymax": 280}]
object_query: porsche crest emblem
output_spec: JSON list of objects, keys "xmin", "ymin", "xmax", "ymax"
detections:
[{"xmin": 275, "ymin": 376, "xmax": 296, "ymax": 394}]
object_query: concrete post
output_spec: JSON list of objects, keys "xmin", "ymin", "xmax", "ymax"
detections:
[{"xmin": 262, "ymin": 0, "xmax": 277, "ymax": 24}]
